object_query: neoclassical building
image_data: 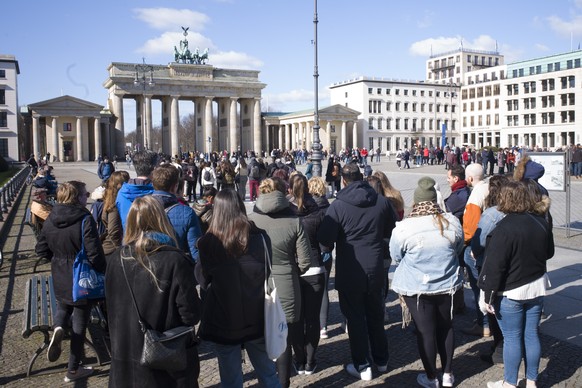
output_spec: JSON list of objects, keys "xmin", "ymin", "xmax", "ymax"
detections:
[
  {"xmin": 262, "ymin": 105, "xmax": 360, "ymax": 153},
  {"xmin": 103, "ymin": 62, "xmax": 265, "ymax": 158}
]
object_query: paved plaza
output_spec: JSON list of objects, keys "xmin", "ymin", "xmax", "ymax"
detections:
[{"xmin": 0, "ymin": 159, "xmax": 581, "ymax": 387}]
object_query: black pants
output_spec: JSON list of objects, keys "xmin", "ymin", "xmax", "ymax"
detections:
[
  {"xmin": 186, "ymin": 180, "xmax": 197, "ymax": 201},
  {"xmin": 276, "ymin": 321, "xmax": 302, "ymax": 388},
  {"xmin": 403, "ymin": 294, "xmax": 454, "ymax": 379},
  {"xmin": 292, "ymin": 274, "xmax": 325, "ymax": 367},
  {"xmin": 319, "ymin": 260, "xmax": 333, "ymax": 329},
  {"xmin": 338, "ymin": 286, "xmax": 388, "ymax": 368},
  {"xmin": 54, "ymin": 301, "xmax": 92, "ymax": 372}
]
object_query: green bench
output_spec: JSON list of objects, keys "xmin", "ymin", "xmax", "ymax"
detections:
[{"xmin": 22, "ymin": 274, "xmax": 105, "ymax": 377}]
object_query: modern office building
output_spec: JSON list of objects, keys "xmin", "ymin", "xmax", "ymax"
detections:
[{"xmin": 0, "ymin": 55, "xmax": 20, "ymax": 161}]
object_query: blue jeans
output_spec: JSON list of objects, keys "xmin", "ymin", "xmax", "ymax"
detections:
[
  {"xmin": 575, "ymin": 161, "xmax": 582, "ymax": 177},
  {"xmin": 212, "ymin": 338, "xmax": 281, "ymax": 388},
  {"xmin": 495, "ymin": 296, "xmax": 543, "ymax": 385},
  {"xmin": 464, "ymin": 249, "xmax": 488, "ymax": 328}
]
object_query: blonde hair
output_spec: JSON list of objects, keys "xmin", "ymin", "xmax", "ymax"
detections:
[
  {"xmin": 56, "ymin": 181, "xmax": 86, "ymax": 205},
  {"xmin": 259, "ymin": 177, "xmax": 287, "ymax": 194},
  {"xmin": 122, "ymin": 196, "xmax": 178, "ymax": 289},
  {"xmin": 308, "ymin": 176, "xmax": 327, "ymax": 197}
]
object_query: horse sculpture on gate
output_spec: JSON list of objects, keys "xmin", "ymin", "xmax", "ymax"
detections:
[{"xmin": 173, "ymin": 27, "xmax": 209, "ymax": 65}]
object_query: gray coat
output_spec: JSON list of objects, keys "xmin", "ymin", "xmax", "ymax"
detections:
[{"xmin": 249, "ymin": 191, "xmax": 312, "ymax": 323}]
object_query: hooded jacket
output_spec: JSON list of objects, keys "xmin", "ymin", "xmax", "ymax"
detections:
[
  {"xmin": 317, "ymin": 180, "xmax": 397, "ymax": 293},
  {"xmin": 248, "ymin": 191, "xmax": 312, "ymax": 323},
  {"xmin": 115, "ymin": 178, "xmax": 154, "ymax": 232},
  {"xmin": 514, "ymin": 155, "xmax": 549, "ymax": 196},
  {"xmin": 36, "ymin": 203, "xmax": 106, "ymax": 305}
]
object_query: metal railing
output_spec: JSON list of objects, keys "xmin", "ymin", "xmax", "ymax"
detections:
[{"xmin": 0, "ymin": 166, "xmax": 31, "ymax": 222}]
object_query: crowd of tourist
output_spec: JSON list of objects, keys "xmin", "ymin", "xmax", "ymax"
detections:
[{"xmin": 32, "ymin": 145, "xmax": 557, "ymax": 388}]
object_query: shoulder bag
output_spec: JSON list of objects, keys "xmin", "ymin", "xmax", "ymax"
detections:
[
  {"xmin": 262, "ymin": 235, "xmax": 288, "ymax": 360},
  {"xmin": 72, "ymin": 217, "xmax": 105, "ymax": 302},
  {"xmin": 120, "ymin": 256, "xmax": 195, "ymax": 371}
]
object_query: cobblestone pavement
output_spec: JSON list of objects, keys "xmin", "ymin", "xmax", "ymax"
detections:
[{"xmin": 0, "ymin": 162, "xmax": 581, "ymax": 387}]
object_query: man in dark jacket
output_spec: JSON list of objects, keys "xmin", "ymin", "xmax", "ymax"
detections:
[
  {"xmin": 97, "ymin": 155, "xmax": 115, "ymax": 183},
  {"xmin": 151, "ymin": 164, "xmax": 202, "ymax": 262},
  {"xmin": 317, "ymin": 163, "xmax": 397, "ymax": 381}
]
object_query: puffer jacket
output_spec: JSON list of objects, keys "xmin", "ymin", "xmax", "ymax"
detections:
[
  {"xmin": 152, "ymin": 191, "xmax": 202, "ymax": 262},
  {"xmin": 248, "ymin": 191, "xmax": 312, "ymax": 323},
  {"xmin": 36, "ymin": 203, "xmax": 106, "ymax": 305},
  {"xmin": 390, "ymin": 212, "xmax": 464, "ymax": 296},
  {"xmin": 288, "ymin": 194, "xmax": 326, "ymax": 270}
]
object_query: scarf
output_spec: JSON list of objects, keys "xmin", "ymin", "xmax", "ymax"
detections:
[
  {"xmin": 408, "ymin": 201, "xmax": 443, "ymax": 218},
  {"xmin": 450, "ymin": 179, "xmax": 467, "ymax": 192}
]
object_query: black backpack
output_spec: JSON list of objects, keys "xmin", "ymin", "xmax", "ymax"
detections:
[
  {"xmin": 250, "ymin": 164, "xmax": 260, "ymax": 179},
  {"xmin": 203, "ymin": 168, "xmax": 211, "ymax": 182}
]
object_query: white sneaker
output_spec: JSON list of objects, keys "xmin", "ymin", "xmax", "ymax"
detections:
[
  {"xmin": 487, "ymin": 381, "xmax": 505, "ymax": 388},
  {"xmin": 345, "ymin": 363, "xmax": 372, "ymax": 381},
  {"xmin": 319, "ymin": 328, "xmax": 328, "ymax": 339},
  {"xmin": 442, "ymin": 372, "xmax": 454, "ymax": 387},
  {"xmin": 417, "ymin": 373, "xmax": 440, "ymax": 388}
]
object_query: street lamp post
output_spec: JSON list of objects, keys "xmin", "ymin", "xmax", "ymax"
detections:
[
  {"xmin": 311, "ymin": 0, "xmax": 323, "ymax": 177},
  {"xmin": 134, "ymin": 58, "xmax": 155, "ymax": 151}
]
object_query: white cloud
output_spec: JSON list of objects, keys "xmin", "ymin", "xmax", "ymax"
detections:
[
  {"xmin": 547, "ymin": 14, "xmax": 582, "ymax": 37},
  {"xmin": 410, "ymin": 35, "xmax": 501, "ymax": 56},
  {"xmin": 211, "ymin": 51, "xmax": 263, "ymax": 69},
  {"xmin": 535, "ymin": 43, "xmax": 550, "ymax": 51},
  {"xmin": 137, "ymin": 31, "xmax": 215, "ymax": 56},
  {"xmin": 264, "ymin": 89, "xmax": 330, "ymax": 112},
  {"xmin": 133, "ymin": 8, "xmax": 209, "ymax": 31}
]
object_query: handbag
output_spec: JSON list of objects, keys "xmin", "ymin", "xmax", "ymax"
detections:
[
  {"xmin": 72, "ymin": 217, "xmax": 105, "ymax": 302},
  {"xmin": 261, "ymin": 235, "xmax": 288, "ymax": 360},
  {"xmin": 121, "ymin": 257, "xmax": 195, "ymax": 372}
]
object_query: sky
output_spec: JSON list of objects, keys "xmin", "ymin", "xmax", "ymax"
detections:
[{"xmin": 4, "ymin": 0, "xmax": 582, "ymax": 130}]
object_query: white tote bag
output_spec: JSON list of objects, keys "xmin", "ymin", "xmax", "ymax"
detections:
[{"xmin": 262, "ymin": 236, "xmax": 288, "ymax": 360}]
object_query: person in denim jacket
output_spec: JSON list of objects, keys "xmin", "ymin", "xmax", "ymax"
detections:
[{"xmin": 390, "ymin": 177, "xmax": 464, "ymax": 388}]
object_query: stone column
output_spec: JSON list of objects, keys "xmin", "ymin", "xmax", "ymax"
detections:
[
  {"xmin": 170, "ymin": 95, "xmax": 180, "ymax": 157},
  {"xmin": 305, "ymin": 121, "xmax": 312, "ymax": 151},
  {"xmin": 32, "ymin": 115, "xmax": 40, "ymax": 159},
  {"xmin": 51, "ymin": 116, "xmax": 59, "ymax": 162},
  {"xmin": 341, "ymin": 121, "xmax": 347, "ymax": 150},
  {"xmin": 229, "ymin": 97, "xmax": 238, "ymax": 153},
  {"xmin": 352, "ymin": 123, "xmax": 358, "ymax": 149},
  {"xmin": 94, "ymin": 117, "xmax": 101, "ymax": 161},
  {"xmin": 145, "ymin": 94, "xmax": 153, "ymax": 150},
  {"xmin": 111, "ymin": 92, "xmax": 125, "ymax": 157},
  {"xmin": 285, "ymin": 124, "xmax": 291, "ymax": 150},
  {"xmin": 253, "ymin": 98, "xmax": 262, "ymax": 154},
  {"xmin": 326, "ymin": 121, "xmax": 332, "ymax": 152},
  {"xmin": 278, "ymin": 125, "xmax": 284, "ymax": 150},
  {"xmin": 291, "ymin": 123, "xmax": 297, "ymax": 150},
  {"xmin": 205, "ymin": 97, "xmax": 213, "ymax": 154},
  {"xmin": 76, "ymin": 116, "xmax": 83, "ymax": 161}
]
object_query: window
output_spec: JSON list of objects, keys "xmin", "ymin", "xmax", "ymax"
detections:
[
  {"xmin": 549, "ymin": 79, "xmax": 555, "ymax": 90},
  {"xmin": 436, "ymin": 91, "xmax": 441, "ymax": 98},
  {"xmin": 486, "ymin": 100, "xmax": 491, "ymax": 109},
  {"xmin": 377, "ymin": 88, "xmax": 382, "ymax": 94},
  {"xmin": 404, "ymin": 119, "xmax": 409, "ymax": 130},
  {"xmin": 470, "ymin": 102, "xmax": 474, "ymax": 111},
  {"xmin": 395, "ymin": 118, "xmax": 400, "ymax": 130},
  {"xmin": 576, "ymin": 59, "xmax": 581, "ymax": 68},
  {"xmin": 395, "ymin": 89, "xmax": 400, "ymax": 95},
  {"xmin": 0, "ymin": 70, "xmax": 5, "ymax": 78},
  {"xmin": 420, "ymin": 90, "xmax": 425, "ymax": 97},
  {"xmin": 345, "ymin": 92, "xmax": 348, "ymax": 98},
  {"xmin": 369, "ymin": 101, "xmax": 373, "ymax": 113},
  {"xmin": 0, "ymin": 89, "xmax": 4, "ymax": 105},
  {"xmin": 569, "ymin": 75, "xmax": 575, "ymax": 88},
  {"xmin": 567, "ymin": 60, "xmax": 573, "ymax": 69},
  {"xmin": 387, "ymin": 102, "xmax": 391, "ymax": 111},
  {"xmin": 530, "ymin": 81, "xmax": 536, "ymax": 93},
  {"xmin": 495, "ymin": 114, "xmax": 499, "ymax": 125},
  {"xmin": 395, "ymin": 102, "xmax": 400, "ymax": 111},
  {"xmin": 542, "ymin": 112, "xmax": 548, "ymax": 124},
  {"xmin": 378, "ymin": 118, "xmax": 383, "ymax": 130},
  {"xmin": 555, "ymin": 62, "xmax": 560, "ymax": 71},
  {"xmin": 404, "ymin": 102, "xmax": 409, "ymax": 112},
  {"xmin": 536, "ymin": 65, "xmax": 542, "ymax": 74},
  {"xmin": 429, "ymin": 119, "xmax": 433, "ymax": 130},
  {"xmin": 463, "ymin": 117, "xmax": 467, "ymax": 127},
  {"xmin": 0, "ymin": 112, "xmax": 6, "ymax": 127},
  {"xmin": 478, "ymin": 101, "xmax": 482, "ymax": 111},
  {"xmin": 547, "ymin": 63, "xmax": 553, "ymax": 72},
  {"xmin": 421, "ymin": 103, "xmax": 425, "ymax": 112},
  {"xmin": 404, "ymin": 89, "xmax": 409, "ymax": 96},
  {"xmin": 429, "ymin": 104, "xmax": 433, "ymax": 112},
  {"xmin": 369, "ymin": 118, "xmax": 374, "ymax": 130},
  {"xmin": 0, "ymin": 139, "xmax": 7, "ymax": 157},
  {"xmin": 387, "ymin": 118, "xmax": 392, "ymax": 130},
  {"xmin": 495, "ymin": 99, "xmax": 499, "ymax": 108},
  {"xmin": 412, "ymin": 90, "xmax": 417, "ymax": 96},
  {"xmin": 493, "ymin": 85, "xmax": 500, "ymax": 95},
  {"xmin": 561, "ymin": 77, "xmax": 568, "ymax": 89},
  {"xmin": 387, "ymin": 89, "xmax": 391, "ymax": 95},
  {"xmin": 412, "ymin": 103, "xmax": 417, "ymax": 112},
  {"xmin": 436, "ymin": 104, "xmax": 440, "ymax": 113},
  {"xmin": 368, "ymin": 88, "xmax": 373, "ymax": 94},
  {"xmin": 486, "ymin": 115, "xmax": 491, "ymax": 125},
  {"xmin": 463, "ymin": 103, "xmax": 467, "ymax": 112}
]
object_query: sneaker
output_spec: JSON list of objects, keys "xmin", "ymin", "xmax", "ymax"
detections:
[
  {"xmin": 462, "ymin": 324, "xmax": 491, "ymax": 337},
  {"xmin": 345, "ymin": 363, "xmax": 372, "ymax": 381},
  {"xmin": 64, "ymin": 366, "xmax": 93, "ymax": 382},
  {"xmin": 320, "ymin": 328, "xmax": 328, "ymax": 339},
  {"xmin": 442, "ymin": 372, "xmax": 454, "ymax": 387},
  {"xmin": 304, "ymin": 363, "xmax": 317, "ymax": 375},
  {"xmin": 293, "ymin": 362, "xmax": 305, "ymax": 375},
  {"xmin": 47, "ymin": 326, "xmax": 64, "ymax": 362},
  {"xmin": 417, "ymin": 373, "xmax": 440, "ymax": 388},
  {"xmin": 487, "ymin": 381, "xmax": 507, "ymax": 388}
]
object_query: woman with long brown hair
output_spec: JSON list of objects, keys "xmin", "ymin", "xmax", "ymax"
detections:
[
  {"xmin": 105, "ymin": 196, "xmax": 201, "ymax": 387},
  {"xmin": 101, "ymin": 170, "xmax": 130, "ymax": 255},
  {"xmin": 196, "ymin": 188, "xmax": 280, "ymax": 387},
  {"xmin": 372, "ymin": 171, "xmax": 404, "ymax": 220}
]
